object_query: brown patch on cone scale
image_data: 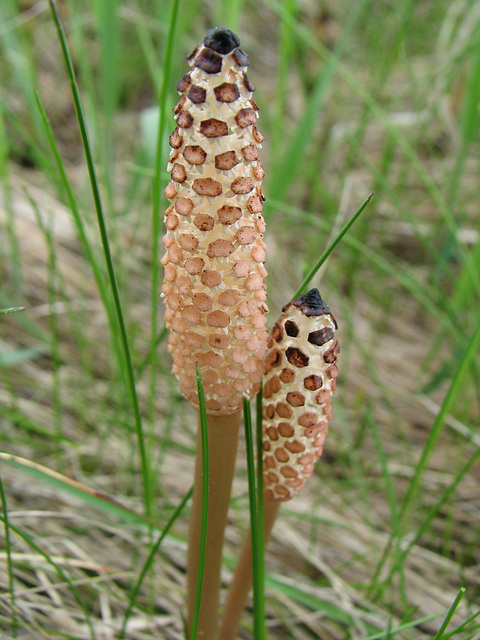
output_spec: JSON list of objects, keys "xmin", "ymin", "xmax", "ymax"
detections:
[
  {"xmin": 215, "ymin": 150, "xmax": 238, "ymax": 170},
  {"xmin": 169, "ymin": 128, "xmax": 183, "ymax": 149},
  {"xmin": 175, "ymin": 197, "xmax": 194, "ymax": 215},
  {"xmin": 176, "ymin": 73, "xmax": 191, "ymax": 93},
  {"xmin": 286, "ymin": 347, "xmax": 309, "ymax": 367},
  {"xmin": 184, "ymin": 145, "xmax": 207, "ymax": 165},
  {"xmin": 323, "ymin": 340, "xmax": 340, "ymax": 363},
  {"xmin": 174, "ymin": 96, "xmax": 187, "ymax": 114},
  {"xmin": 184, "ymin": 258, "xmax": 205, "ymax": 275},
  {"xmin": 178, "ymin": 234, "xmax": 198, "ymax": 251},
  {"xmin": 233, "ymin": 48, "xmax": 248, "ymax": 67},
  {"xmin": 164, "ymin": 181, "xmax": 177, "ymax": 199},
  {"xmin": 207, "ymin": 310, "xmax": 230, "ymax": 328},
  {"xmin": 262, "ymin": 289, "xmax": 338, "ymax": 500},
  {"xmin": 304, "ymin": 374, "xmax": 323, "ymax": 390},
  {"xmin": 253, "ymin": 162, "xmax": 265, "ymax": 181},
  {"xmin": 193, "ymin": 213, "xmax": 215, "ymax": 231},
  {"xmin": 247, "ymin": 195, "xmax": 263, "ymax": 214},
  {"xmin": 214, "ymin": 82, "xmax": 240, "ymax": 102},
  {"xmin": 252, "ymin": 127, "xmax": 264, "ymax": 143},
  {"xmin": 308, "ymin": 327, "xmax": 334, "ymax": 346},
  {"xmin": 235, "ymin": 226, "xmax": 256, "ymax": 244},
  {"xmin": 194, "ymin": 47, "xmax": 223, "ymax": 73},
  {"xmin": 200, "ymin": 118, "xmax": 228, "ymax": 138},
  {"xmin": 187, "ymin": 85, "xmax": 207, "ymax": 104},
  {"xmin": 235, "ymin": 108, "xmax": 257, "ymax": 128},
  {"xmin": 177, "ymin": 110, "xmax": 194, "ymax": 129},
  {"xmin": 192, "ymin": 178, "xmax": 222, "ymax": 197},
  {"xmin": 171, "ymin": 164, "xmax": 187, "ymax": 183},
  {"xmin": 285, "ymin": 320, "xmax": 299, "ymax": 337},
  {"xmin": 279, "ymin": 368, "xmax": 295, "ymax": 383},
  {"xmin": 242, "ymin": 72, "xmax": 255, "ymax": 92},
  {"xmin": 218, "ymin": 205, "xmax": 242, "ymax": 225},
  {"xmin": 231, "ymin": 177, "xmax": 254, "ymax": 194},
  {"xmin": 201, "ymin": 270, "xmax": 221, "ymax": 287},
  {"xmin": 207, "ymin": 239, "xmax": 234, "ymax": 258}
]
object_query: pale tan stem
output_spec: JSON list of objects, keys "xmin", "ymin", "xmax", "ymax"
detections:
[
  {"xmin": 187, "ymin": 411, "xmax": 242, "ymax": 640},
  {"xmin": 217, "ymin": 496, "xmax": 281, "ymax": 640}
]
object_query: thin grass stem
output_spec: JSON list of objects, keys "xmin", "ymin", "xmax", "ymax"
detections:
[
  {"xmin": 189, "ymin": 365, "xmax": 209, "ymax": 640},
  {"xmin": 432, "ymin": 588, "xmax": 466, "ymax": 640},
  {"xmin": 243, "ymin": 395, "xmax": 266, "ymax": 640},
  {"xmin": 294, "ymin": 192, "xmax": 374, "ymax": 297},
  {"xmin": 120, "ymin": 486, "xmax": 193, "ymax": 638}
]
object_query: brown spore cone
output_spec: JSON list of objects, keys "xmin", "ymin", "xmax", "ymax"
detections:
[
  {"xmin": 262, "ymin": 289, "xmax": 339, "ymax": 501},
  {"xmin": 162, "ymin": 28, "xmax": 268, "ymax": 416}
]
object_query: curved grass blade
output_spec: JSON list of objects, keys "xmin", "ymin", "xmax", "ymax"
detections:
[
  {"xmin": 190, "ymin": 365, "xmax": 209, "ymax": 640},
  {"xmin": 120, "ymin": 486, "xmax": 193, "ymax": 639},
  {"xmin": 48, "ymin": 0, "xmax": 151, "ymax": 517},
  {"xmin": 294, "ymin": 191, "xmax": 374, "ymax": 297},
  {"xmin": 0, "ymin": 453, "xmax": 161, "ymax": 531},
  {"xmin": 243, "ymin": 395, "xmax": 266, "ymax": 640}
]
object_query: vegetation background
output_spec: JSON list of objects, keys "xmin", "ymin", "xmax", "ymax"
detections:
[{"xmin": 0, "ymin": 0, "xmax": 479, "ymax": 638}]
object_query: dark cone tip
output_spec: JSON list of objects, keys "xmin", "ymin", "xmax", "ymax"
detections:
[
  {"xmin": 204, "ymin": 26, "xmax": 240, "ymax": 54},
  {"xmin": 290, "ymin": 288, "xmax": 330, "ymax": 317}
]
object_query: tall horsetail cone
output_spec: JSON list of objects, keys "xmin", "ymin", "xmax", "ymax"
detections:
[
  {"xmin": 162, "ymin": 26, "xmax": 268, "ymax": 415},
  {"xmin": 262, "ymin": 289, "xmax": 339, "ymax": 501}
]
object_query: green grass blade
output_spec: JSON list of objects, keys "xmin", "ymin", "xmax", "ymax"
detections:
[
  {"xmin": 48, "ymin": 0, "xmax": 151, "ymax": 517},
  {"xmin": 0, "ymin": 475, "xmax": 17, "ymax": 636},
  {"xmin": 439, "ymin": 608, "xmax": 480, "ymax": 640},
  {"xmin": 0, "ymin": 452, "xmax": 162, "ymax": 531},
  {"xmin": 255, "ymin": 386, "xmax": 265, "ymax": 624},
  {"xmin": 432, "ymin": 588, "xmax": 466, "ymax": 640},
  {"xmin": 294, "ymin": 191, "xmax": 374, "ymax": 297},
  {"xmin": 243, "ymin": 395, "xmax": 266, "ymax": 640},
  {"xmin": 190, "ymin": 364, "xmax": 209, "ymax": 640},
  {"xmin": 120, "ymin": 486, "xmax": 193, "ymax": 639},
  {"xmin": 0, "ymin": 307, "xmax": 25, "ymax": 315}
]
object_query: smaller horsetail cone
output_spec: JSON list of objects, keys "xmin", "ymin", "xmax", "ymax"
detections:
[
  {"xmin": 262, "ymin": 289, "xmax": 339, "ymax": 501},
  {"xmin": 217, "ymin": 288, "xmax": 339, "ymax": 639},
  {"xmin": 161, "ymin": 26, "xmax": 268, "ymax": 415}
]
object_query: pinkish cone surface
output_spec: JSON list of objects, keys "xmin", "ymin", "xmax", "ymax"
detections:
[
  {"xmin": 262, "ymin": 289, "xmax": 339, "ymax": 500},
  {"xmin": 162, "ymin": 30, "xmax": 268, "ymax": 415}
]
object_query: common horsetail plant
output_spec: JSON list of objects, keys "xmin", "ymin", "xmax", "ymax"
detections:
[
  {"xmin": 262, "ymin": 288, "xmax": 338, "ymax": 500},
  {"xmin": 162, "ymin": 26, "xmax": 268, "ymax": 416},
  {"xmin": 219, "ymin": 289, "xmax": 339, "ymax": 639},
  {"xmin": 161, "ymin": 26, "xmax": 268, "ymax": 638}
]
